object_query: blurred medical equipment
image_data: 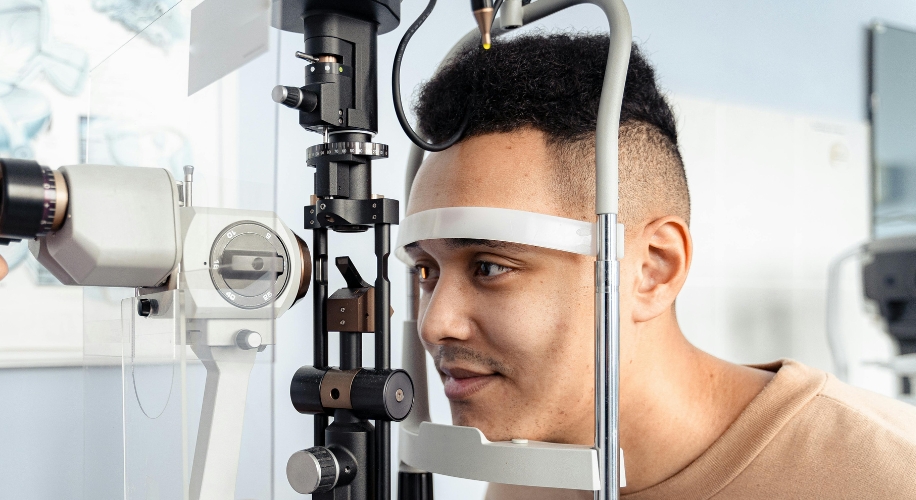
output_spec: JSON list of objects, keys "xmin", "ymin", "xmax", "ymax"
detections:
[
  {"xmin": 827, "ymin": 238, "xmax": 916, "ymax": 406},
  {"xmin": 0, "ymin": 158, "xmax": 309, "ymax": 500},
  {"xmin": 863, "ymin": 237, "xmax": 916, "ymax": 402},
  {"xmin": 825, "ymin": 23, "xmax": 916, "ymax": 406},
  {"xmin": 870, "ymin": 23, "xmax": 916, "ymax": 240}
]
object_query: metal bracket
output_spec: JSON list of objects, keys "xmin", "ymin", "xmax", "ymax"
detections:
[{"xmin": 305, "ymin": 198, "xmax": 399, "ymax": 229}]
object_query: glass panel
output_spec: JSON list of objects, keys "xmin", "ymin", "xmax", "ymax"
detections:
[
  {"xmin": 871, "ymin": 24, "xmax": 916, "ymax": 238},
  {"xmin": 121, "ymin": 290, "xmax": 187, "ymax": 499},
  {"xmin": 84, "ymin": 2, "xmax": 281, "ymax": 498}
]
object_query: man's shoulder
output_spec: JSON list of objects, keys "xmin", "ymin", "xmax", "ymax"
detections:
[
  {"xmin": 621, "ymin": 360, "xmax": 915, "ymax": 500},
  {"xmin": 756, "ymin": 359, "xmax": 916, "ymax": 444},
  {"xmin": 744, "ymin": 363, "xmax": 916, "ymax": 498},
  {"xmin": 812, "ymin": 372, "xmax": 916, "ymax": 447},
  {"xmin": 773, "ymin": 360, "xmax": 916, "ymax": 462}
]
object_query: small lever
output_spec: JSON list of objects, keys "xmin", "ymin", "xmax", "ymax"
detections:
[
  {"xmin": 295, "ymin": 51, "xmax": 318, "ymax": 63},
  {"xmin": 336, "ymin": 256, "xmax": 370, "ymax": 289}
]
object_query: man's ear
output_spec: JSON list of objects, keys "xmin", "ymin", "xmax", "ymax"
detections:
[{"xmin": 631, "ymin": 216, "xmax": 692, "ymax": 323}]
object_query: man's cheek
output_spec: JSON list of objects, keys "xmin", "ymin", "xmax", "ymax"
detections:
[{"xmin": 476, "ymin": 296, "xmax": 550, "ymax": 345}]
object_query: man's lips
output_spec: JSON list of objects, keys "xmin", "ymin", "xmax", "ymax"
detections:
[{"xmin": 439, "ymin": 365, "xmax": 498, "ymax": 400}]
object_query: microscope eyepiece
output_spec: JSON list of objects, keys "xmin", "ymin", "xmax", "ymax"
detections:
[{"xmin": 0, "ymin": 158, "xmax": 69, "ymax": 243}]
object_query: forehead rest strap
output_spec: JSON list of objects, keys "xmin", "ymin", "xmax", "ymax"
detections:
[{"xmin": 395, "ymin": 207, "xmax": 595, "ymax": 264}]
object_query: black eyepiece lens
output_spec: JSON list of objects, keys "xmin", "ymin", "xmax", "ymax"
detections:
[{"xmin": 0, "ymin": 158, "xmax": 54, "ymax": 241}]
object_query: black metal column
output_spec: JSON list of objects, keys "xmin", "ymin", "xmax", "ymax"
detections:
[
  {"xmin": 375, "ymin": 223, "xmax": 391, "ymax": 500},
  {"xmin": 313, "ymin": 228, "xmax": 329, "ymax": 446}
]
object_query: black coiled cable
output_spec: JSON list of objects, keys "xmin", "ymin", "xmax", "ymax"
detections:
[{"xmin": 392, "ymin": 0, "xmax": 505, "ymax": 152}]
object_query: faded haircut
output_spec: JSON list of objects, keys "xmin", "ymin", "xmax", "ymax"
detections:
[{"xmin": 413, "ymin": 32, "xmax": 690, "ymax": 229}]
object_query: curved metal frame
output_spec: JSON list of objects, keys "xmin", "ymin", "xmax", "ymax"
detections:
[{"xmin": 399, "ymin": 1, "xmax": 631, "ymax": 498}]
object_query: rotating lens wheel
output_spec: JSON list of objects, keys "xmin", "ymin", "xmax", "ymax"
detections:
[{"xmin": 209, "ymin": 221, "xmax": 292, "ymax": 309}]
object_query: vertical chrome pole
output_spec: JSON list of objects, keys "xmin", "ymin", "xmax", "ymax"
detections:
[
  {"xmin": 596, "ymin": 214, "xmax": 619, "ymax": 500},
  {"xmin": 590, "ymin": 0, "xmax": 630, "ymax": 497}
]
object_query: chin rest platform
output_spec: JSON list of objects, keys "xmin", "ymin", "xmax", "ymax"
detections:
[{"xmin": 399, "ymin": 421, "xmax": 604, "ymax": 490}]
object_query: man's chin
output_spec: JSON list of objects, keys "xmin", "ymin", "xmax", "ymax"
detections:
[{"xmin": 450, "ymin": 407, "xmax": 519, "ymax": 442}]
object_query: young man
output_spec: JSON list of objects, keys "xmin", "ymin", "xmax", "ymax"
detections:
[{"xmin": 400, "ymin": 34, "xmax": 916, "ymax": 499}]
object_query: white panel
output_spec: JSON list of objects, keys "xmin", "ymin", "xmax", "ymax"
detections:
[{"xmin": 188, "ymin": 0, "xmax": 270, "ymax": 96}]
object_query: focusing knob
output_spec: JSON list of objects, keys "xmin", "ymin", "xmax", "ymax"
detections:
[
  {"xmin": 287, "ymin": 446, "xmax": 339, "ymax": 494},
  {"xmin": 137, "ymin": 298, "xmax": 158, "ymax": 317},
  {"xmin": 235, "ymin": 329, "xmax": 262, "ymax": 350},
  {"xmin": 271, "ymin": 85, "xmax": 318, "ymax": 112}
]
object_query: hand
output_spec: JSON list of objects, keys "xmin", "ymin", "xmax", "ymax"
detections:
[{"xmin": 0, "ymin": 255, "xmax": 7, "ymax": 281}]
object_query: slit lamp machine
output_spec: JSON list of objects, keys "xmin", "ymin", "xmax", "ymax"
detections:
[{"xmin": 0, "ymin": 0, "xmax": 633, "ymax": 498}]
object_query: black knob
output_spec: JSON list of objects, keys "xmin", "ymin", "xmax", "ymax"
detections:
[
  {"xmin": 351, "ymin": 368, "xmax": 414, "ymax": 421},
  {"xmin": 137, "ymin": 298, "xmax": 157, "ymax": 317},
  {"xmin": 287, "ymin": 446, "xmax": 339, "ymax": 494},
  {"xmin": 271, "ymin": 85, "xmax": 318, "ymax": 112}
]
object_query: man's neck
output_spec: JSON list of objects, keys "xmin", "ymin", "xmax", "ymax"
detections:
[
  {"xmin": 617, "ymin": 312, "xmax": 774, "ymax": 492},
  {"xmin": 486, "ymin": 311, "xmax": 774, "ymax": 500}
]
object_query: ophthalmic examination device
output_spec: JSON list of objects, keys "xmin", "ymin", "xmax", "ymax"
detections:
[{"xmin": 0, "ymin": 0, "xmax": 632, "ymax": 499}]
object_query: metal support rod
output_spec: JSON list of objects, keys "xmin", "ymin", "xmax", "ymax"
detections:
[
  {"xmin": 375, "ymin": 223, "xmax": 391, "ymax": 369},
  {"xmin": 314, "ymin": 227, "xmax": 329, "ymax": 446},
  {"xmin": 375, "ymin": 222, "xmax": 392, "ymax": 500},
  {"xmin": 596, "ymin": 213, "xmax": 620, "ymax": 500},
  {"xmin": 341, "ymin": 332, "xmax": 362, "ymax": 370},
  {"xmin": 183, "ymin": 165, "xmax": 194, "ymax": 207}
]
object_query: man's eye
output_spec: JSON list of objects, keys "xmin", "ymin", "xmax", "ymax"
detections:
[
  {"xmin": 415, "ymin": 265, "xmax": 436, "ymax": 280},
  {"xmin": 475, "ymin": 261, "xmax": 511, "ymax": 278}
]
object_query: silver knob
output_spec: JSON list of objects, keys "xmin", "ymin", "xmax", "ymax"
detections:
[
  {"xmin": 235, "ymin": 330, "xmax": 262, "ymax": 350},
  {"xmin": 287, "ymin": 447, "xmax": 339, "ymax": 494},
  {"xmin": 272, "ymin": 85, "xmax": 302, "ymax": 108},
  {"xmin": 271, "ymin": 85, "xmax": 317, "ymax": 112}
]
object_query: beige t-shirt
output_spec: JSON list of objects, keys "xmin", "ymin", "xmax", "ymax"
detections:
[
  {"xmin": 487, "ymin": 359, "xmax": 916, "ymax": 500},
  {"xmin": 625, "ymin": 359, "xmax": 916, "ymax": 500}
]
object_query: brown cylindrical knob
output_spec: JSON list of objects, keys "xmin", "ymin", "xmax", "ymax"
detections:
[{"xmin": 294, "ymin": 234, "xmax": 311, "ymax": 303}]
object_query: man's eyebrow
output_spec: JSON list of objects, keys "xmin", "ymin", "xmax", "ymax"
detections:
[
  {"xmin": 444, "ymin": 238, "xmax": 524, "ymax": 251},
  {"xmin": 404, "ymin": 239, "xmax": 527, "ymax": 252}
]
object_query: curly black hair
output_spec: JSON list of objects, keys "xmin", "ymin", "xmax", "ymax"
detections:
[{"xmin": 413, "ymin": 33, "xmax": 690, "ymax": 227}]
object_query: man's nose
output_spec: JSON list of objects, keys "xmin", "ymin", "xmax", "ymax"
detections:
[{"xmin": 418, "ymin": 271, "xmax": 475, "ymax": 346}]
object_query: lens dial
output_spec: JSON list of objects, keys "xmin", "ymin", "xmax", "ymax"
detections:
[
  {"xmin": 209, "ymin": 221, "xmax": 291, "ymax": 309},
  {"xmin": 0, "ymin": 158, "xmax": 68, "ymax": 240}
]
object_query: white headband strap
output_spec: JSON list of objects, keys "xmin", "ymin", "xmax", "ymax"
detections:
[{"xmin": 395, "ymin": 207, "xmax": 595, "ymax": 263}]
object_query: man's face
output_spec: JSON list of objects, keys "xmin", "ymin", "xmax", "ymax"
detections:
[{"xmin": 405, "ymin": 129, "xmax": 600, "ymax": 444}]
